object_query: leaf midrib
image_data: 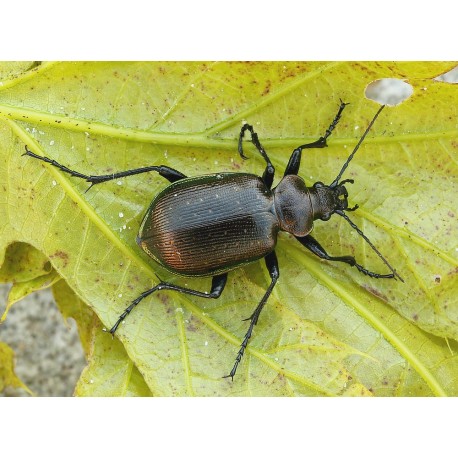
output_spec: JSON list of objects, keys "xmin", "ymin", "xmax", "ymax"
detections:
[{"xmin": 1, "ymin": 102, "xmax": 457, "ymax": 151}]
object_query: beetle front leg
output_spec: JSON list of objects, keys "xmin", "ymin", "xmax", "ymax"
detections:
[
  {"xmin": 238, "ymin": 124, "xmax": 275, "ymax": 190},
  {"xmin": 224, "ymin": 251, "xmax": 279, "ymax": 380},
  {"xmin": 108, "ymin": 273, "xmax": 228, "ymax": 335},
  {"xmin": 284, "ymin": 100, "xmax": 348, "ymax": 176},
  {"xmin": 296, "ymin": 234, "xmax": 395, "ymax": 279}
]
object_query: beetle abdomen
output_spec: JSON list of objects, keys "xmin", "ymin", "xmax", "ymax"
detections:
[{"xmin": 138, "ymin": 173, "xmax": 279, "ymax": 276}]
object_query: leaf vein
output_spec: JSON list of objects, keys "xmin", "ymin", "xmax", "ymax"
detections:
[{"xmin": 175, "ymin": 309, "xmax": 194, "ymax": 395}]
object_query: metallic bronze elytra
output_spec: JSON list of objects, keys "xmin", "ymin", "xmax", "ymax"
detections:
[
  {"xmin": 137, "ymin": 174, "xmax": 277, "ymax": 276},
  {"xmin": 23, "ymin": 101, "xmax": 403, "ymax": 380}
]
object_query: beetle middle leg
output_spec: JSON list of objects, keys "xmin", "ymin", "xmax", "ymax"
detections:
[
  {"xmin": 238, "ymin": 124, "xmax": 275, "ymax": 189},
  {"xmin": 224, "ymin": 251, "xmax": 279, "ymax": 380},
  {"xmin": 296, "ymin": 234, "xmax": 395, "ymax": 279},
  {"xmin": 108, "ymin": 273, "xmax": 228, "ymax": 334},
  {"xmin": 23, "ymin": 146, "xmax": 187, "ymax": 190}
]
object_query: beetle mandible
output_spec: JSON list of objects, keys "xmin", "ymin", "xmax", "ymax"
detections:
[{"xmin": 24, "ymin": 101, "xmax": 403, "ymax": 380}]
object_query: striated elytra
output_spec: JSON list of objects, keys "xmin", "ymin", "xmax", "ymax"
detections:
[
  {"xmin": 137, "ymin": 173, "xmax": 278, "ymax": 276},
  {"xmin": 23, "ymin": 101, "xmax": 403, "ymax": 380}
]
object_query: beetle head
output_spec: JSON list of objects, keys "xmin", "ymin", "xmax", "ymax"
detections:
[{"xmin": 311, "ymin": 179, "xmax": 358, "ymax": 221}]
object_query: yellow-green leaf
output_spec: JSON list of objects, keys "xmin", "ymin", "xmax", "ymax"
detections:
[
  {"xmin": 0, "ymin": 241, "xmax": 52, "ymax": 283},
  {"xmin": 75, "ymin": 321, "xmax": 152, "ymax": 397},
  {"xmin": 51, "ymin": 277, "xmax": 152, "ymax": 395},
  {"xmin": 0, "ymin": 342, "xmax": 32, "ymax": 395},
  {"xmin": 1, "ymin": 269, "xmax": 60, "ymax": 322},
  {"xmin": 0, "ymin": 241, "xmax": 60, "ymax": 321},
  {"xmin": 52, "ymin": 278, "xmax": 95, "ymax": 357},
  {"xmin": 0, "ymin": 62, "xmax": 457, "ymax": 396}
]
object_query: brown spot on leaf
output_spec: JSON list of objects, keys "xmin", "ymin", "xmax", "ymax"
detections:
[
  {"xmin": 447, "ymin": 266, "xmax": 458, "ymax": 276},
  {"xmin": 157, "ymin": 292, "xmax": 170, "ymax": 306},
  {"xmin": 186, "ymin": 316, "xmax": 198, "ymax": 332},
  {"xmin": 363, "ymin": 285, "xmax": 388, "ymax": 302},
  {"xmin": 262, "ymin": 80, "xmax": 272, "ymax": 96},
  {"xmin": 50, "ymin": 250, "xmax": 69, "ymax": 268}
]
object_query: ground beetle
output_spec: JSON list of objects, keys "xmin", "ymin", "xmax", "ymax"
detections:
[{"xmin": 24, "ymin": 101, "xmax": 403, "ymax": 380}]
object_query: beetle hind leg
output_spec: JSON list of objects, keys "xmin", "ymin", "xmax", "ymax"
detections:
[
  {"xmin": 107, "ymin": 273, "xmax": 228, "ymax": 335},
  {"xmin": 223, "ymin": 251, "xmax": 279, "ymax": 380}
]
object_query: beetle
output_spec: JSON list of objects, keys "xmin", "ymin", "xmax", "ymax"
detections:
[{"xmin": 24, "ymin": 101, "xmax": 403, "ymax": 380}]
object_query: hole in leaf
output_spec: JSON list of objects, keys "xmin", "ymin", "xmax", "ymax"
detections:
[
  {"xmin": 434, "ymin": 65, "xmax": 458, "ymax": 83},
  {"xmin": 365, "ymin": 78, "xmax": 413, "ymax": 106}
]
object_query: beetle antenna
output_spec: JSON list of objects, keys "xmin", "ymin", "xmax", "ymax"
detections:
[
  {"xmin": 335, "ymin": 210, "xmax": 404, "ymax": 282},
  {"xmin": 331, "ymin": 105, "xmax": 385, "ymax": 188}
]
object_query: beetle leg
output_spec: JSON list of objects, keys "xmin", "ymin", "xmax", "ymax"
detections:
[
  {"xmin": 224, "ymin": 251, "xmax": 279, "ymax": 380},
  {"xmin": 23, "ymin": 146, "xmax": 187, "ymax": 191},
  {"xmin": 296, "ymin": 234, "xmax": 396, "ymax": 279},
  {"xmin": 238, "ymin": 124, "xmax": 275, "ymax": 189},
  {"xmin": 108, "ymin": 273, "xmax": 228, "ymax": 335},
  {"xmin": 284, "ymin": 100, "xmax": 348, "ymax": 176}
]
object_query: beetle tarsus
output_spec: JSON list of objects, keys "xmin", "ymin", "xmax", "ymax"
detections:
[{"xmin": 322, "ymin": 100, "xmax": 349, "ymax": 141}]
